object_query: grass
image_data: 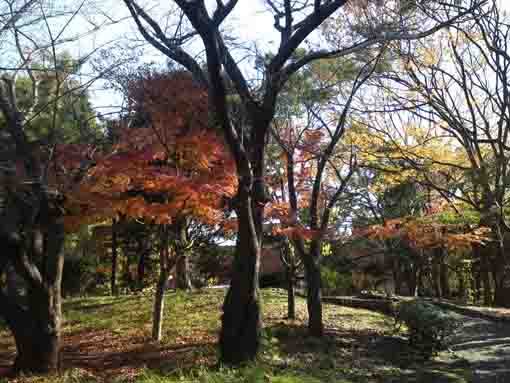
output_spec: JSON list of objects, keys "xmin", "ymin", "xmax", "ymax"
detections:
[{"xmin": 0, "ymin": 288, "xmax": 473, "ymax": 383}]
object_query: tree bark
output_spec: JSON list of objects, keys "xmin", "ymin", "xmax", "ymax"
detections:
[
  {"xmin": 439, "ymin": 256, "xmax": 450, "ymax": 299},
  {"xmin": 137, "ymin": 239, "xmax": 146, "ymax": 288},
  {"xmin": 219, "ymin": 186, "xmax": 262, "ymax": 364},
  {"xmin": 304, "ymin": 244, "xmax": 323, "ymax": 337},
  {"xmin": 6, "ymin": 263, "xmax": 24, "ymax": 300},
  {"xmin": 286, "ymin": 264, "xmax": 296, "ymax": 320},
  {"xmin": 491, "ymin": 235, "xmax": 510, "ymax": 307},
  {"xmin": 431, "ymin": 249, "xmax": 442, "ymax": 298},
  {"xmin": 393, "ymin": 257, "xmax": 403, "ymax": 295},
  {"xmin": 3, "ymin": 215, "xmax": 65, "ymax": 374},
  {"xmin": 176, "ymin": 255, "xmax": 192, "ymax": 290},
  {"xmin": 174, "ymin": 218, "xmax": 192, "ymax": 290},
  {"xmin": 480, "ymin": 245, "xmax": 492, "ymax": 306},
  {"xmin": 152, "ymin": 226, "xmax": 171, "ymax": 342},
  {"xmin": 152, "ymin": 268, "xmax": 168, "ymax": 342},
  {"xmin": 111, "ymin": 221, "xmax": 118, "ymax": 296}
]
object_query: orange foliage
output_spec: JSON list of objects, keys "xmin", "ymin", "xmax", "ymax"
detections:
[
  {"xmin": 357, "ymin": 216, "xmax": 490, "ymax": 251},
  {"xmin": 57, "ymin": 72, "xmax": 236, "ymax": 232}
]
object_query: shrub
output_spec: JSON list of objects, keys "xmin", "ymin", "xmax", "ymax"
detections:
[
  {"xmin": 394, "ymin": 300, "xmax": 460, "ymax": 358},
  {"xmin": 321, "ymin": 266, "xmax": 353, "ymax": 295}
]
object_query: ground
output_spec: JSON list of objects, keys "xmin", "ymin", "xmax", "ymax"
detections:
[{"xmin": 0, "ymin": 288, "xmax": 509, "ymax": 382}]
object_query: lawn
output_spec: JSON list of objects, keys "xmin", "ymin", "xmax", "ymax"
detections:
[{"xmin": 0, "ymin": 288, "xmax": 472, "ymax": 383}]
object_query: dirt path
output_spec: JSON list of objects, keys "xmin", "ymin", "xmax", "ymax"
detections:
[{"xmin": 440, "ymin": 313, "xmax": 510, "ymax": 382}]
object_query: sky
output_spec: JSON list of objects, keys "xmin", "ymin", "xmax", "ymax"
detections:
[
  {"xmin": 3, "ymin": 0, "xmax": 509, "ymax": 118},
  {"xmin": 79, "ymin": 0, "xmax": 280, "ymax": 114}
]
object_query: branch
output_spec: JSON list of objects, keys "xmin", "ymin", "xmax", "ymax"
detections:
[
  {"xmin": 282, "ymin": 1, "xmax": 484, "ymax": 79},
  {"xmin": 123, "ymin": 0, "xmax": 207, "ymax": 86},
  {"xmin": 269, "ymin": 0, "xmax": 348, "ymax": 73}
]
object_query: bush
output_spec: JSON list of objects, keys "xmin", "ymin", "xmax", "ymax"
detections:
[
  {"xmin": 321, "ymin": 266, "xmax": 353, "ymax": 295},
  {"xmin": 394, "ymin": 300, "xmax": 460, "ymax": 358}
]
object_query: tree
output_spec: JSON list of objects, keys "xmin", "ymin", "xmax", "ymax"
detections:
[
  {"xmin": 123, "ymin": 0, "xmax": 483, "ymax": 362},
  {"xmin": 268, "ymin": 53, "xmax": 383, "ymax": 334},
  {"xmin": 62, "ymin": 71, "xmax": 236, "ymax": 341},
  {"xmin": 0, "ymin": 0, "xmax": 114, "ymax": 373},
  {"xmin": 373, "ymin": 0, "xmax": 510, "ymax": 305}
]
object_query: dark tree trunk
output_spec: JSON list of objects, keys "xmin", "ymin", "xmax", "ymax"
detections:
[
  {"xmin": 432, "ymin": 249, "xmax": 442, "ymax": 298},
  {"xmin": 137, "ymin": 241, "xmax": 146, "ymax": 288},
  {"xmin": 393, "ymin": 257, "xmax": 403, "ymax": 295},
  {"xmin": 458, "ymin": 269, "xmax": 466, "ymax": 302},
  {"xmin": 474, "ymin": 266, "xmax": 481, "ymax": 304},
  {"xmin": 491, "ymin": 237, "xmax": 510, "ymax": 307},
  {"xmin": 111, "ymin": 221, "xmax": 118, "ymax": 296},
  {"xmin": 6, "ymin": 263, "xmax": 24, "ymax": 300},
  {"xmin": 176, "ymin": 255, "xmax": 192, "ymax": 290},
  {"xmin": 2, "ymin": 216, "xmax": 65, "ymax": 374},
  {"xmin": 439, "ymin": 253, "xmax": 450, "ymax": 299},
  {"xmin": 404, "ymin": 263, "xmax": 419, "ymax": 297},
  {"xmin": 304, "ymin": 244, "xmax": 323, "ymax": 337},
  {"xmin": 14, "ymin": 291, "xmax": 61, "ymax": 373},
  {"xmin": 480, "ymin": 245, "xmax": 492, "ymax": 306},
  {"xmin": 416, "ymin": 263, "xmax": 423, "ymax": 297},
  {"xmin": 219, "ymin": 186, "xmax": 262, "ymax": 364},
  {"xmin": 286, "ymin": 265, "xmax": 295, "ymax": 320}
]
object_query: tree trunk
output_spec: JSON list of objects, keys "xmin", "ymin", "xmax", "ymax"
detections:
[
  {"xmin": 219, "ymin": 187, "xmax": 262, "ymax": 364},
  {"xmin": 439, "ymin": 255, "xmax": 450, "ymax": 299},
  {"xmin": 111, "ymin": 221, "xmax": 118, "ymax": 296},
  {"xmin": 6, "ymin": 263, "xmax": 24, "ymax": 300},
  {"xmin": 5, "ymin": 216, "xmax": 65, "ymax": 374},
  {"xmin": 152, "ymin": 226, "xmax": 170, "ymax": 342},
  {"xmin": 432, "ymin": 249, "xmax": 441, "ymax": 298},
  {"xmin": 491, "ymin": 237, "xmax": 510, "ymax": 307},
  {"xmin": 176, "ymin": 255, "xmax": 192, "ymax": 290},
  {"xmin": 137, "ymin": 243, "xmax": 146, "ymax": 288},
  {"xmin": 458, "ymin": 269, "xmax": 466, "ymax": 302},
  {"xmin": 393, "ymin": 257, "xmax": 403, "ymax": 295},
  {"xmin": 174, "ymin": 218, "xmax": 192, "ymax": 290},
  {"xmin": 480, "ymin": 245, "xmax": 492, "ymax": 306},
  {"xmin": 304, "ymin": 245, "xmax": 323, "ymax": 337},
  {"xmin": 474, "ymin": 265, "xmax": 481, "ymax": 304},
  {"xmin": 13, "ymin": 292, "xmax": 61, "ymax": 373},
  {"xmin": 152, "ymin": 269, "xmax": 168, "ymax": 342},
  {"xmin": 286, "ymin": 265, "xmax": 295, "ymax": 320}
]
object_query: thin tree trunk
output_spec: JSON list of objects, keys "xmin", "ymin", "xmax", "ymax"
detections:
[
  {"xmin": 480, "ymin": 245, "xmax": 492, "ymax": 306},
  {"xmin": 286, "ymin": 264, "xmax": 295, "ymax": 320},
  {"xmin": 439, "ymin": 258, "xmax": 450, "ymax": 299},
  {"xmin": 152, "ymin": 269, "xmax": 168, "ymax": 342},
  {"xmin": 152, "ymin": 226, "xmax": 170, "ymax": 341},
  {"xmin": 458, "ymin": 269, "xmax": 466, "ymax": 302},
  {"xmin": 111, "ymin": 221, "xmax": 118, "ymax": 296},
  {"xmin": 174, "ymin": 218, "xmax": 192, "ymax": 290},
  {"xmin": 393, "ymin": 257, "xmax": 403, "ymax": 295},
  {"xmin": 137, "ymin": 242, "xmax": 146, "ymax": 288},
  {"xmin": 432, "ymin": 249, "xmax": 442, "ymax": 298}
]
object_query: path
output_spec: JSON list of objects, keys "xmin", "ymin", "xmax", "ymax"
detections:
[{"xmin": 441, "ymin": 313, "xmax": 510, "ymax": 382}]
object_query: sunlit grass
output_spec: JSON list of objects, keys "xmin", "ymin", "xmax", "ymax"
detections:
[{"xmin": 0, "ymin": 288, "xmax": 472, "ymax": 383}]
